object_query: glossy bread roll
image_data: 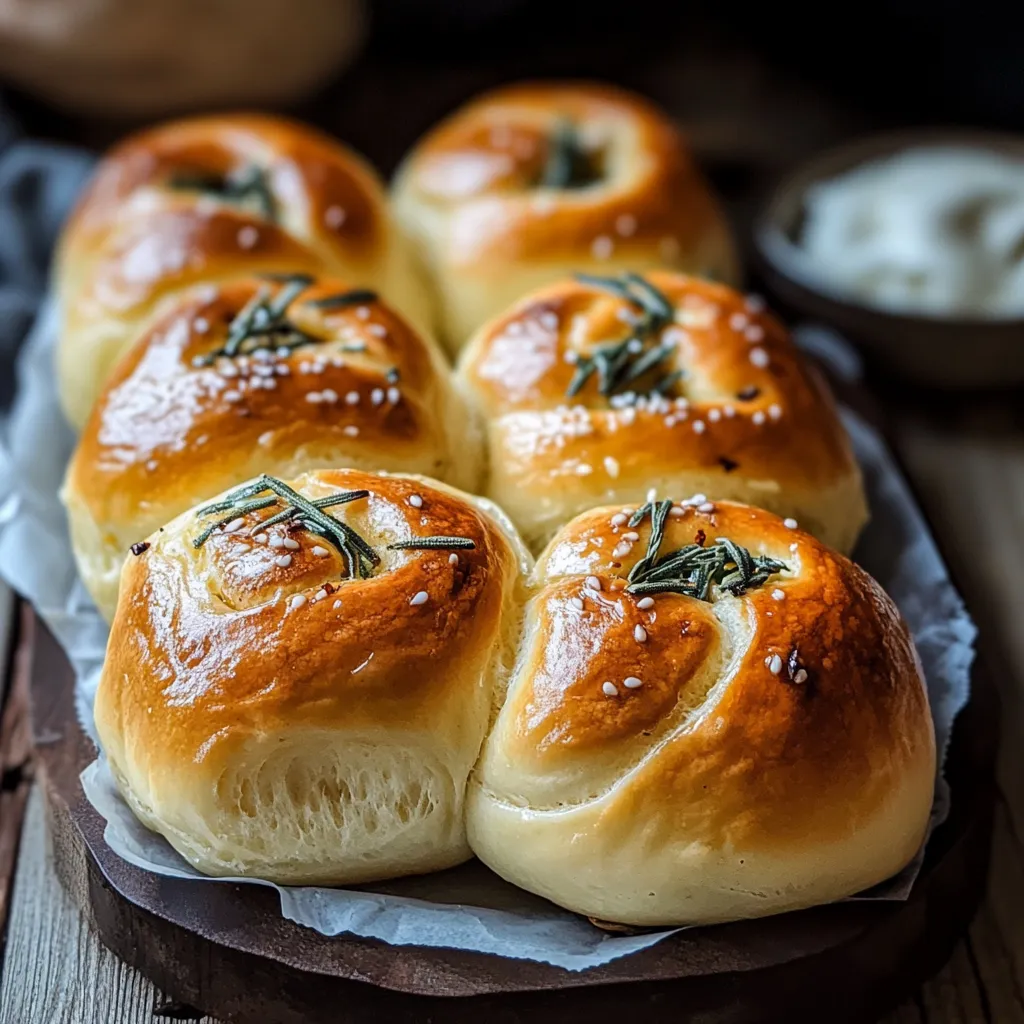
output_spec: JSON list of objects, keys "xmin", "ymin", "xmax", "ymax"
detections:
[
  {"xmin": 95, "ymin": 470, "xmax": 527, "ymax": 885},
  {"xmin": 457, "ymin": 271, "xmax": 867, "ymax": 553},
  {"xmin": 57, "ymin": 113, "xmax": 431, "ymax": 428},
  {"xmin": 392, "ymin": 81, "xmax": 737, "ymax": 351},
  {"xmin": 63, "ymin": 275, "xmax": 480, "ymax": 621},
  {"xmin": 467, "ymin": 498, "xmax": 936, "ymax": 926}
]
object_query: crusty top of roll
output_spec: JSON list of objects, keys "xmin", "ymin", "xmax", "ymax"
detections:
[
  {"xmin": 67, "ymin": 276, "xmax": 460, "ymax": 531},
  {"xmin": 460, "ymin": 271, "xmax": 859, "ymax": 491},
  {"xmin": 484, "ymin": 498, "xmax": 933, "ymax": 851},
  {"xmin": 96, "ymin": 470, "xmax": 524, "ymax": 773},
  {"xmin": 62, "ymin": 113, "xmax": 388, "ymax": 272},
  {"xmin": 393, "ymin": 81, "xmax": 731, "ymax": 271}
]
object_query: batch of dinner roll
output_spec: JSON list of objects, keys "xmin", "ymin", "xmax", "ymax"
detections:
[{"xmin": 57, "ymin": 82, "xmax": 935, "ymax": 929}]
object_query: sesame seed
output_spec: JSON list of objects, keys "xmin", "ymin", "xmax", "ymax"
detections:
[
  {"xmin": 752, "ymin": 411, "xmax": 766, "ymax": 425},
  {"xmin": 345, "ymin": 390, "xmax": 360, "ymax": 405},
  {"xmin": 723, "ymin": 405, "xmax": 736, "ymax": 418},
  {"xmin": 283, "ymin": 537, "xmax": 300, "ymax": 550},
  {"xmin": 790, "ymin": 542, "xmax": 799, "ymax": 553},
  {"xmin": 321, "ymin": 388, "xmax": 338, "ymax": 403},
  {"xmin": 591, "ymin": 235, "xmax": 614, "ymax": 259},
  {"xmin": 707, "ymin": 408, "xmax": 721, "ymax": 422},
  {"xmin": 611, "ymin": 512, "xmax": 628, "ymax": 527},
  {"xmin": 602, "ymin": 681, "xmax": 619, "ymax": 697},
  {"xmin": 729, "ymin": 312, "xmax": 748, "ymax": 331},
  {"xmin": 784, "ymin": 518, "xmax": 798, "ymax": 529},
  {"xmin": 668, "ymin": 507, "xmax": 685, "ymax": 517},
  {"xmin": 692, "ymin": 420, "xmax": 706, "ymax": 434},
  {"xmin": 604, "ymin": 456, "xmax": 620, "ymax": 478},
  {"xmin": 570, "ymin": 596, "xmax": 585, "ymax": 611},
  {"xmin": 448, "ymin": 552, "xmax": 459, "ymax": 565},
  {"xmin": 586, "ymin": 575, "xmax": 602, "ymax": 591},
  {"xmin": 627, "ymin": 338, "xmax": 644, "ymax": 354},
  {"xmin": 622, "ymin": 531, "xmax": 640, "ymax": 542},
  {"xmin": 749, "ymin": 347, "xmax": 770, "ymax": 368},
  {"xmin": 698, "ymin": 502, "xmax": 716, "ymax": 513},
  {"xmin": 769, "ymin": 403, "xmax": 782, "ymax": 420},
  {"xmin": 387, "ymin": 386, "xmax": 401, "ymax": 404},
  {"xmin": 564, "ymin": 350, "xmax": 579, "ymax": 364},
  {"xmin": 683, "ymin": 493, "xmax": 707, "ymax": 506},
  {"xmin": 269, "ymin": 536, "xmax": 284, "ymax": 548},
  {"xmin": 767, "ymin": 654, "xmax": 783, "ymax": 675},
  {"xmin": 193, "ymin": 317, "xmax": 209, "ymax": 334},
  {"xmin": 254, "ymin": 533, "xmax": 268, "ymax": 544},
  {"xmin": 539, "ymin": 311, "xmax": 559, "ymax": 331},
  {"xmin": 333, "ymin": 599, "xmax": 342, "ymax": 610},
  {"xmin": 646, "ymin": 488, "xmax": 657, "ymax": 502},
  {"xmin": 634, "ymin": 624, "xmax": 647, "ymax": 642},
  {"xmin": 305, "ymin": 392, "xmax": 323, "ymax": 404},
  {"xmin": 409, "ymin": 590, "xmax": 429, "ymax": 606},
  {"xmin": 223, "ymin": 518, "xmax": 245, "ymax": 533},
  {"xmin": 288, "ymin": 594, "xmax": 306, "ymax": 610},
  {"xmin": 368, "ymin": 324, "xmax": 387, "ymax": 338},
  {"xmin": 356, "ymin": 306, "xmax": 371, "ymax": 320},
  {"xmin": 325, "ymin": 205, "xmax": 346, "ymax": 228},
  {"xmin": 219, "ymin": 365, "xmax": 238, "ymax": 378},
  {"xmin": 224, "ymin": 389, "xmax": 242, "ymax": 403},
  {"xmin": 745, "ymin": 324, "xmax": 765, "ymax": 343},
  {"xmin": 276, "ymin": 364, "xmax": 290, "ymax": 376},
  {"xmin": 314, "ymin": 589, "xmax": 328, "ymax": 601},
  {"xmin": 409, "ymin": 494, "xmax": 423, "ymax": 508},
  {"xmin": 623, "ymin": 676, "xmax": 643, "ymax": 689},
  {"xmin": 637, "ymin": 597, "xmax": 655, "ymax": 610},
  {"xmin": 343, "ymin": 425, "xmax": 360, "ymax": 437},
  {"xmin": 275, "ymin": 554, "xmax": 293, "ymax": 568},
  {"xmin": 370, "ymin": 388, "xmax": 385, "ymax": 405},
  {"xmin": 613, "ymin": 543, "xmax": 631, "ymax": 559},
  {"xmin": 793, "ymin": 669, "xmax": 809, "ymax": 684},
  {"xmin": 772, "ymin": 588, "xmax": 785, "ymax": 601},
  {"xmin": 615, "ymin": 213, "xmax": 637, "ymax": 237},
  {"xmin": 312, "ymin": 545, "xmax": 330, "ymax": 557},
  {"xmin": 237, "ymin": 226, "xmax": 259, "ymax": 249}
]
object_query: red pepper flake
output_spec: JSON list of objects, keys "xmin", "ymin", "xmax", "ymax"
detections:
[
  {"xmin": 130, "ymin": 541, "xmax": 150, "ymax": 556},
  {"xmin": 718, "ymin": 456, "xmax": 739, "ymax": 473},
  {"xmin": 694, "ymin": 529, "xmax": 706, "ymax": 546}
]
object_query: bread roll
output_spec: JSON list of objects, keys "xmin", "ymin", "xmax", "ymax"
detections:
[
  {"xmin": 457, "ymin": 271, "xmax": 867, "ymax": 553},
  {"xmin": 56, "ymin": 113, "xmax": 431, "ymax": 428},
  {"xmin": 63, "ymin": 274, "xmax": 480, "ymax": 622},
  {"xmin": 392, "ymin": 81, "xmax": 737, "ymax": 352},
  {"xmin": 467, "ymin": 498, "xmax": 935, "ymax": 926},
  {"xmin": 94, "ymin": 469, "xmax": 527, "ymax": 885}
]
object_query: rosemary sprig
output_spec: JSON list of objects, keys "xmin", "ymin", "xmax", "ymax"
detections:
[
  {"xmin": 305, "ymin": 289, "xmax": 379, "ymax": 310},
  {"xmin": 191, "ymin": 274, "xmax": 321, "ymax": 367},
  {"xmin": 168, "ymin": 164, "xmax": 277, "ymax": 221},
  {"xmin": 539, "ymin": 119, "xmax": 600, "ymax": 190},
  {"xmin": 567, "ymin": 273, "xmax": 680, "ymax": 399},
  {"xmin": 623, "ymin": 502, "xmax": 787, "ymax": 600},
  {"xmin": 193, "ymin": 475, "xmax": 379, "ymax": 580},
  {"xmin": 387, "ymin": 536, "xmax": 476, "ymax": 551}
]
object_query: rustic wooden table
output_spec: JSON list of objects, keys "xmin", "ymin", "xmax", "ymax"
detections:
[{"xmin": 0, "ymin": 32, "xmax": 1022, "ymax": 1024}]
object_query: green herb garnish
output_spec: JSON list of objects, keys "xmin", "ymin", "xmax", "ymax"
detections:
[
  {"xmin": 387, "ymin": 536, "xmax": 476, "ymax": 551},
  {"xmin": 567, "ymin": 272, "xmax": 681, "ymax": 399},
  {"xmin": 623, "ymin": 501, "xmax": 787, "ymax": 600},
  {"xmin": 539, "ymin": 119, "xmax": 602, "ymax": 190},
  {"xmin": 168, "ymin": 164, "xmax": 277, "ymax": 221},
  {"xmin": 191, "ymin": 274, "xmax": 321, "ymax": 367},
  {"xmin": 194, "ymin": 475, "xmax": 378, "ymax": 579}
]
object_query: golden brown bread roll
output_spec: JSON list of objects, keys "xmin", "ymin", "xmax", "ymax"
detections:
[
  {"xmin": 392, "ymin": 81, "xmax": 737, "ymax": 351},
  {"xmin": 94, "ymin": 469, "xmax": 527, "ymax": 885},
  {"xmin": 467, "ymin": 498, "xmax": 936, "ymax": 926},
  {"xmin": 457, "ymin": 270, "xmax": 867, "ymax": 553},
  {"xmin": 56, "ymin": 113, "xmax": 431, "ymax": 429},
  {"xmin": 62, "ymin": 274, "xmax": 480, "ymax": 622}
]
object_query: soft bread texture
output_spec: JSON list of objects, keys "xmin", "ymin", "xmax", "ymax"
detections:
[
  {"xmin": 457, "ymin": 271, "xmax": 867, "ymax": 553},
  {"xmin": 392, "ymin": 81, "xmax": 737, "ymax": 351},
  {"xmin": 94, "ymin": 469, "xmax": 528, "ymax": 885},
  {"xmin": 56, "ymin": 113, "xmax": 431, "ymax": 428},
  {"xmin": 467, "ymin": 499, "xmax": 936, "ymax": 926},
  {"xmin": 62, "ymin": 276, "xmax": 480, "ymax": 621}
]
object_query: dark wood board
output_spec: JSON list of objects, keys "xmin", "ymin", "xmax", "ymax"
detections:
[{"xmin": 24, "ymin": 602, "xmax": 996, "ymax": 1024}]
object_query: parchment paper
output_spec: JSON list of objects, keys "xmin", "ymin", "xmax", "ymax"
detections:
[{"xmin": 0, "ymin": 305, "xmax": 976, "ymax": 971}]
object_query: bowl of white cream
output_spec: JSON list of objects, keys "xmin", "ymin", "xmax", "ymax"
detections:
[{"xmin": 755, "ymin": 130, "xmax": 1024, "ymax": 386}]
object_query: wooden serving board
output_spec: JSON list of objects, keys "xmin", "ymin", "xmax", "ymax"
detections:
[{"xmin": 25, "ymin": 602, "xmax": 997, "ymax": 1024}]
